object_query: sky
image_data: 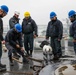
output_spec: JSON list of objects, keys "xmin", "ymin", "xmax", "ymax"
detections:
[{"xmin": 0, "ymin": 0, "xmax": 76, "ymax": 26}]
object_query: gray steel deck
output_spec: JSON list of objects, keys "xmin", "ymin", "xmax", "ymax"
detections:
[
  {"xmin": 1, "ymin": 50, "xmax": 43, "ymax": 75},
  {"xmin": 1, "ymin": 46, "xmax": 76, "ymax": 75}
]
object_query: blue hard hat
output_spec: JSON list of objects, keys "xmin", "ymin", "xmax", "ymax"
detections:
[
  {"xmin": 0, "ymin": 5, "xmax": 9, "ymax": 14},
  {"xmin": 68, "ymin": 10, "xmax": 76, "ymax": 18},
  {"xmin": 50, "ymin": 12, "xmax": 56, "ymax": 18},
  {"xmin": 15, "ymin": 23, "xmax": 22, "ymax": 32}
]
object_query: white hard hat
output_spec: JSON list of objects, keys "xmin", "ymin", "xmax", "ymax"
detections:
[{"xmin": 14, "ymin": 11, "xmax": 20, "ymax": 15}]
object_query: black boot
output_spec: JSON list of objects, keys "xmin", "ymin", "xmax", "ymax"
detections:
[
  {"xmin": 0, "ymin": 63, "xmax": 6, "ymax": 68},
  {"xmin": 0, "ymin": 63, "xmax": 6, "ymax": 72},
  {"xmin": 23, "ymin": 56, "xmax": 29, "ymax": 64},
  {"xmin": 30, "ymin": 50, "xmax": 33, "ymax": 57},
  {"xmin": 9, "ymin": 56, "xmax": 14, "ymax": 66},
  {"xmin": 53, "ymin": 54, "xmax": 59, "ymax": 60},
  {"xmin": 26, "ymin": 50, "xmax": 29, "ymax": 56}
]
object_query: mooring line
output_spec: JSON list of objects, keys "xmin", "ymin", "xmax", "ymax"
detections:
[{"xmin": 0, "ymin": 70, "xmax": 33, "ymax": 75}]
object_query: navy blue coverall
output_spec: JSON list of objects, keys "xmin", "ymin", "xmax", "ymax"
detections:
[
  {"xmin": 22, "ymin": 17, "xmax": 38, "ymax": 56},
  {"xmin": 46, "ymin": 19, "xmax": 63, "ymax": 58}
]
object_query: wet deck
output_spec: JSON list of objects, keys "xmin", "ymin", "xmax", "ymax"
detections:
[
  {"xmin": 1, "ymin": 47, "xmax": 76, "ymax": 75},
  {"xmin": 1, "ymin": 50, "xmax": 43, "ymax": 75}
]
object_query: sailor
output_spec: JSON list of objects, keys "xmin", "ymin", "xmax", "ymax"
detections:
[
  {"xmin": 46, "ymin": 11, "xmax": 63, "ymax": 60},
  {"xmin": 68, "ymin": 10, "xmax": 76, "ymax": 55},
  {"xmin": 5, "ymin": 23, "xmax": 28, "ymax": 66},
  {"xmin": 0, "ymin": 5, "xmax": 9, "ymax": 71}
]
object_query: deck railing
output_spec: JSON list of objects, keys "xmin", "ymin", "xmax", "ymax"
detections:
[{"xmin": 3, "ymin": 25, "xmax": 74, "ymax": 55}]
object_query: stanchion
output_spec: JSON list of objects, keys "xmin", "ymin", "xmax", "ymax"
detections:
[{"xmin": 64, "ymin": 37, "xmax": 69, "ymax": 55}]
